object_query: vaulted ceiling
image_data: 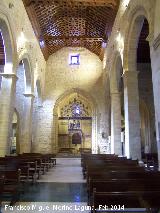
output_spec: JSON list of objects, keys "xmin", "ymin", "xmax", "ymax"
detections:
[{"xmin": 22, "ymin": 0, "xmax": 120, "ymax": 60}]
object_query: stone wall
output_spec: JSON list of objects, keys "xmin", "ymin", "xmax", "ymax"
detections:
[
  {"xmin": 32, "ymin": 47, "xmax": 109, "ymax": 153},
  {"xmin": 103, "ymin": 0, "xmax": 157, "ymax": 159},
  {"xmin": 0, "ymin": 0, "xmax": 46, "ymax": 90},
  {"xmin": 0, "ymin": 0, "xmax": 46, "ymax": 154}
]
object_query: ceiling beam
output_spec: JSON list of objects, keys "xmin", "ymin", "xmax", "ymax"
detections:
[
  {"xmin": 43, "ymin": 35, "xmax": 103, "ymax": 41},
  {"xmin": 24, "ymin": 0, "xmax": 117, "ymax": 7},
  {"xmin": 22, "ymin": 0, "xmax": 119, "ymax": 60}
]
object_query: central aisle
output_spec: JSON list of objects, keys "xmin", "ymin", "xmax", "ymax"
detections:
[
  {"xmin": 39, "ymin": 158, "xmax": 86, "ymax": 182},
  {"xmin": 2, "ymin": 158, "xmax": 90, "ymax": 213}
]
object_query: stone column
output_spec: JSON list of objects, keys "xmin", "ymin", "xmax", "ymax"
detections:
[
  {"xmin": 153, "ymin": 73, "xmax": 160, "ymax": 169},
  {"xmin": 53, "ymin": 113, "xmax": 59, "ymax": 154},
  {"xmin": 123, "ymin": 71, "xmax": 141, "ymax": 160},
  {"xmin": 0, "ymin": 73, "xmax": 17, "ymax": 156},
  {"xmin": 20, "ymin": 93, "xmax": 34, "ymax": 153},
  {"xmin": 92, "ymin": 112, "xmax": 98, "ymax": 154},
  {"xmin": 151, "ymin": 35, "xmax": 160, "ymax": 169},
  {"xmin": 111, "ymin": 92, "xmax": 122, "ymax": 155}
]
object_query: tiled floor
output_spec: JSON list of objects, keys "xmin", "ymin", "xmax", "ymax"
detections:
[{"xmin": 1, "ymin": 158, "xmax": 90, "ymax": 213}]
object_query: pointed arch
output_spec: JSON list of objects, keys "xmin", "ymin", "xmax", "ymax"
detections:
[
  {"xmin": 110, "ymin": 51, "xmax": 123, "ymax": 93},
  {"xmin": 53, "ymin": 88, "xmax": 98, "ymax": 154},
  {"xmin": 17, "ymin": 54, "xmax": 33, "ymax": 94},
  {"xmin": 53, "ymin": 88, "xmax": 97, "ymax": 115},
  {"xmin": 123, "ymin": 3, "xmax": 154, "ymax": 71},
  {"xmin": 0, "ymin": 5, "xmax": 17, "ymax": 73}
]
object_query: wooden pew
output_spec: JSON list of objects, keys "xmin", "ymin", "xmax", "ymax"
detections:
[
  {"xmin": 87, "ymin": 170, "xmax": 160, "ymax": 187},
  {"xmin": 85, "ymin": 165, "xmax": 144, "ymax": 179},
  {"xmin": 0, "ymin": 156, "xmax": 38, "ymax": 183},
  {"xmin": 0, "ymin": 175, "xmax": 5, "ymax": 209},
  {"xmin": 84, "ymin": 154, "xmax": 160, "ymax": 212},
  {"xmin": 92, "ymin": 190, "xmax": 160, "ymax": 212},
  {"xmin": 1, "ymin": 154, "xmax": 56, "ymax": 183},
  {"xmin": 3, "ymin": 157, "xmax": 39, "ymax": 183},
  {"xmin": 0, "ymin": 153, "xmax": 56, "ymax": 206},
  {"xmin": 81, "ymin": 154, "xmax": 119, "ymax": 167},
  {"xmin": 83, "ymin": 159, "xmax": 139, "ymax": 177},
  {"xmin": 1, "ymin": 169, "xmax": 21, "ymax": 206},
  {"xmin": 87, "ymin": 169, "xmax": 159, "ymax": 178},
  {"xmin": 81, "ymin": 155, "xmax": 135, "ymax": 173},
  {"xmin": 88, "ymin": 178, "xmax": 160, "ymax": 205},
  {"xmin": 20, "ymin": 153, "xmax": 56, "ymax": 169}
]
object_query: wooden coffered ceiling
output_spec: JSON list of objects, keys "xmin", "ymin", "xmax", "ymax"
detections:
[{"xmin": 22, "ymin": 0, "xmax": 120, "ymax": 60}]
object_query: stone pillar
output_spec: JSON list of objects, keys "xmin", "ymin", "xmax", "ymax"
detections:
[
  {"xmin": 123, "ymin": 71, "xmax": 141, "ymax": 160},
  {"xmin": 153, "ymin": 72, "xmax": 160, "ymax": 169},
  {"xmin": 151, "ymin": 35, "xmax": 160, "ymax": 169},
  {"xmin": 53, "ymin": 113, "xmax": 59, "ymax": 154},
  {"xmin": 20, "ymin": 93, "xmax": 34, "ymax": 153},
  {"xmin": 0, "ymin": 73, "xmax": 17, "ymax": 157},
  {"xmin": 92, "ymin": 112, "xmax": 98, "ymax": 154},
  {"xmin": 111, "ymin": 92, "xmax": 121, "ymax": 155}
]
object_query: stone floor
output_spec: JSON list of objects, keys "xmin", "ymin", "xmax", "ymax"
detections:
[
  {"xmin": 1, "ymin": 158, "xmax": 90, "ymax": 213},
  {"xmin": 39, "ymin": 158, "xmax": 85, "ymax": 183}
]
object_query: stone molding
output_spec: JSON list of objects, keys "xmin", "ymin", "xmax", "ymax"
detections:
[
  {"xmin": 0, "ymin": 73, "xmax": 18, "ymax": 80},
  {"xmin": 111, "ymin": 92, "xmax": 121, "ymax": 95},
  {"xmin": 122, "ymin": 70, "xmax": 139, "ymax": 78},
  {"xmin": 23, "ymin": 93, "xmax": 35, "ymax": 98}
]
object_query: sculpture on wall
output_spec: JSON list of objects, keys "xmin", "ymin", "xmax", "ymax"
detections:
[{"xmin": 60, "ymin": 96, "xmax": 90, "ymax": 118}]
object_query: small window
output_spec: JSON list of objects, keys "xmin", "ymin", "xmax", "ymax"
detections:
[{"xmin": 69, "ymin": 53, "xmax": 80, "ymax": 65}]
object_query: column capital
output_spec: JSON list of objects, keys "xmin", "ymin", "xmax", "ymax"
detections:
[
  {"xmin": 110, "ymin": 91, "xmax": 121, "ymax": 96},
  {"xmin": 0, "ymin": 73, "xmax": 18, "ymax": 80},
  {"xmin": 122, "ymin": 70, "xmax": 139, "ymax": 78},
  {"xmin": 23, "ymin": 93, "xmax": 35, "ymax": 99},
  {"xmin": 53, "ymin": 113, "xmax": 58, "ymax": 117}
]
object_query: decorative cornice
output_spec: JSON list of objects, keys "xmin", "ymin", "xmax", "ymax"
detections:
[
  {"xmin": 0, "ymin": 73, "xmax": 18, "ymax": 80},
  {"xmin": 153, "ymin": 33, "xmax": 160, "ymax": 50},
  {"xmin": 23, "ymin": 93, "xmax": 35, "ymax": 98}
]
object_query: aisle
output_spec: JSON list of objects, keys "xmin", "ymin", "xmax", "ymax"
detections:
[
  {"xmin": 39, "ymin": 158, "xmax": 85, "ymax": 182},
  {"xmin": 1, "ymin": 158, "xmax": 90, "ymax": 213}
]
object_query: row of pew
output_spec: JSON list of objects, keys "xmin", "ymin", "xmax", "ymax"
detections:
[
  {"xmin": 81, "ymin": 153, "xmax": 160, "ymax": 213},
  {"xmin": 0, "ymin": 153, "xmax": 56, "ymax": 207}
]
